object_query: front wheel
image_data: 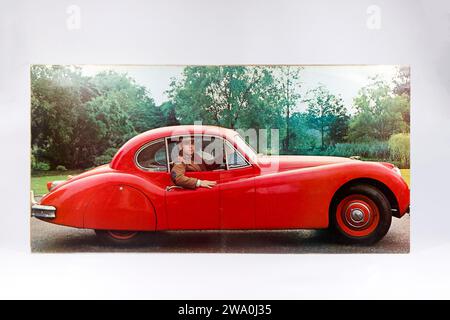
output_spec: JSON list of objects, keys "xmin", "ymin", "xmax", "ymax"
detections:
[
  {"xmin": 95, "ymin": 230, "xmax": 143, "ymax": 246},
  {"xmin": 330, "ymin": 184, "xmax": 392, "ymax": 245}
]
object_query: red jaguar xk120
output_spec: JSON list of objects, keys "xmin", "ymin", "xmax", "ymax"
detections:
[{"xmin": 32, "ymin": 125, "xmax": 410, "ymax": 245}]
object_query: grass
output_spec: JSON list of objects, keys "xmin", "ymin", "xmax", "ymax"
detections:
[
  {"xmin": 31, "ymin": 168, "xmax": 411, "ymax": 196},
  {"xmin": 31, "ymin": 170, "xmax": 84, "ymax": 196},
  {"xmin": 400, "ymin": 169, "xmax": 410, "ymax": 187}
]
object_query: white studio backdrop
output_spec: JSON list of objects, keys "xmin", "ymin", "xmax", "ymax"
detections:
[{"xmin": 1, "ymin": 0, "xmax": 450, "ymax": 299}]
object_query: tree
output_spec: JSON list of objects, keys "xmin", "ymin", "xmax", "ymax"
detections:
[
  {"xmin": 159, "ymin": 101, "xmax": 180, "ymax": 126},
  {"xmin": 90, "ymin": 71, "xmax": 160, "ymax": 133},
  {"xmin": 167, "ymin": 66, "xmax": 219, "ymax": 125},
  {"xmin": 31, "ymin": 66, "xmax": 162, "ymax": 169},
  {"xmin": 169, "ymin": 66, "xmax": 283, "ymax": 131},
  {"xmin": 31, "ymin": 65, "xmax": 94, "ymax": 168},
  {"xmin": 287, "ymin": 112, "xmax": 318, "ymax": 153},
  {"xmin": 348, "ymin": 78, "xmax": 408, "ymax": 142},
  {"xmin": 389, "ymin": 133, "xmax": 410, "ymax": 168},
  {"xmin": 275, "ymin": 66, "xmax": 303, "ymax": 153},
  {"xmin": 304, "ymin": 85, "xmax": 349, "ymax": 149},
  {"xmin": 84, "ymin": 92, "xmax": 137, "ymax": 155},
  {"xmin": 393, "ymin": 66, "xmax": 410, "ymax": 97},
  {"xmin": 392, "ymin": 66, "xmax": 410, "ymax": 126}
]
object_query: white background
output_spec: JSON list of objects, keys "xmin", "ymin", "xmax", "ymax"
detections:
[{"xmin": 1, "ymin": 0, "xmax": 449, "ymax": 299}]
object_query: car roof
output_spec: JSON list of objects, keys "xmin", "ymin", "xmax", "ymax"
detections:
[{"xmin": 110, "ymin": 125, "xmax": 238, "ymax": 170}]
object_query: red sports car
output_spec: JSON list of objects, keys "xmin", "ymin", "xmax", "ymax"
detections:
[{"xmin": 32, "ymin": 125, "xmax": 410, "ymax": 245}]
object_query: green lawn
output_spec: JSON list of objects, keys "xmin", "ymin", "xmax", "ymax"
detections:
[
  {"xmin": 400, "ymin": 169, "xmax": 410, "ymax": 187},
  {"xmin": 31, "ymin": 170, "xmax": 84, "ymax": 196}
]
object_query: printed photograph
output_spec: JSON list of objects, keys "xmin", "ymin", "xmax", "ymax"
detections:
[{"xmin": 30, "ymin": 64, "xmax": 410, "ymax": 253}]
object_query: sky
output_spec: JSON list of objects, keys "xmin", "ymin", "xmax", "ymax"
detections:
[{"xmin": 80, "ymin": 64, "xmax": 399, "ymax": 112}]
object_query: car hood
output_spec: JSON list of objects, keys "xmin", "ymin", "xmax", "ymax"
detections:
[{"xmin": 257, "ymin": 155, "xmax": 356, "ymax": 172}]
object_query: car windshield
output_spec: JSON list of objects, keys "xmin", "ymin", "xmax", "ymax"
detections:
[{"xmin": 235, "ymin": 134, "xmax": 257, "ymax": 160}]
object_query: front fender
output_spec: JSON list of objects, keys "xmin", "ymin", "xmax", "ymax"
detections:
[
  {"xmin": 254, "ymin": 161, "xmax": 409, "ymax": 229},
  {"xmin": 327, "ymin": 161, "xmax": 410, "ymax": 216}
]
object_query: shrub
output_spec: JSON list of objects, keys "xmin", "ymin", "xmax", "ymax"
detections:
[
  {"xmin": 31, "ymin": 153, "xmax": 37, "ymax": 169},
  {"xmin": 389, "ymin": 133, "xmax": 410, "ymax": 168},
  {"xmin": 94, "ymin": 147, "xmax": 118, "ymax": 166},
  {"xmin": 56, "ymin": 165, "xmax": 67, "ymax": 171},
  {"xmin": 33, "ymin": 161, "xmax": 50, "ymax": 171},
  {"xmin": 304, "ymin": 141, "xmax": 390, "ymax": 160},
  {"xmin": 31, "ymin": 146, "xmax": 51, "ymax": 171}
]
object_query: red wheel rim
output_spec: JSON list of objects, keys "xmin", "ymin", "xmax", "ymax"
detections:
[
  {"xmin": 335, "ymin": 194, "xmax": 380, "ymax": 237},
  {"xmin": 107, "ymin": 230, "xmax": 138, "ymax": 240}
]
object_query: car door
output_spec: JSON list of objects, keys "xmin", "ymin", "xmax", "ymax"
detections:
[
  {"xmin": 219, "ymin": 141, "xmax": 257, "ymax": 229},
  {"xmin": 164, "ymin": 135, "xmax": 223, "ymax": 230}
]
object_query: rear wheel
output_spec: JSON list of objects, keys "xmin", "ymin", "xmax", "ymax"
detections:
[
  {"xmin": 330, "ymin": 184, "xmax": 392, "ymax": 245},
  {"xmin": 95, "ymin": 230, "xmax": 143, "ymax": 246}
]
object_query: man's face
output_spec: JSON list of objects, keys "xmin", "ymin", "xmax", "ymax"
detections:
[{"xmin": 181, "ymin": 139, "xmax": 195, "ymax": 157}]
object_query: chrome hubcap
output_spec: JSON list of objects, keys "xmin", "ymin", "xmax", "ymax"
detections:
[
  {"xmin": 350, "ymin": 208, "xmax": 365, "ymax": 222},
  {"xmin": 344, "ymin": 202, "xmax": 372, "ymax": 229},
  {"xmin": 338, "ymin": 196, "xmax": 379, "ymax": 235}
]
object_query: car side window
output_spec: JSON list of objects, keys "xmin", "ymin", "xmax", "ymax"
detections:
[
  {"xmin": 225, "ymin": 142, "xmax": 249, "ymax": 169},
  {"xmin": 135, "ymin": 139, "xmax": 168, "ymax": 172},
  {"xmin": 167, "ymin": 135, "xmax": 227, "ymax": 171}
]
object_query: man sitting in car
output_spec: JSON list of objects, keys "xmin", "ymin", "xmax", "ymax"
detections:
[{"xmin": 170, "ymin": 137, "xmax": 219, "ymax": 189}]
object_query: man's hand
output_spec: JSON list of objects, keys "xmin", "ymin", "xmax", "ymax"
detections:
[{"xmin": 199, "ymin": 180, "xmax": 217, "ymax": 189}]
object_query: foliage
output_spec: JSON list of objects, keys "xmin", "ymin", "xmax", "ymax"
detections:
[
  {"xmin": 94, "ymin": 147, "xmax": 119, "ymax": 166},
  {"xmin": 31, "ymin": 65, "xmax": 410, "ymax": 170},
  {"xmin": 31, "ymin": 65, "xmax": 87, "ymax": 169},
  {"xmin": 304, "ymin": 86, "xmax": 349, "ymax": 149},
  {"xmin": 284, "ymin": 113, "xmax": 318, "ymax": 154},
  {"xmin": 32, "ymin": 161, "xmax": 50, "ymax": 171},
  {"xmin": 275, "ymin": 66, "xmax": 303, "ymax": 153},
  {"xmin": 393, "ymin": 66, "xmax": 410, "ymax": 97},
  {"xmin": 169, "ymin": 66, "xmax": 284, "ymax": 130},
  {"xmin": 31, "ymin": 66, "xmax": 163, "ymax": 169},
  {"xmin": 304, "ymin": 141, "xmax": 390, "ymax": 159},
  {"xmin": 389, "ymin": 133, "xmax": 410, "ymax": 168},
  {"xmin": 347, "ymin": 77, "xmax": 409, "ymax": 142}
]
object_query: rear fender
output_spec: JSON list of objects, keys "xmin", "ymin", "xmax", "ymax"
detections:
[{"xmin": 40, "ymin": 172, "xmax": 164, "ymax": 231}]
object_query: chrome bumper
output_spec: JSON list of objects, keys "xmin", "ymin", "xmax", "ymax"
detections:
[{"xmin": 31, "ymin": 204, "xmax": 56, "ymax": 219}]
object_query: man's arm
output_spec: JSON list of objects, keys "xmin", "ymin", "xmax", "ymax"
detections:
[{"xmin": 171, "ymin": 163, "xmax": 198, "ymax": 189}]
